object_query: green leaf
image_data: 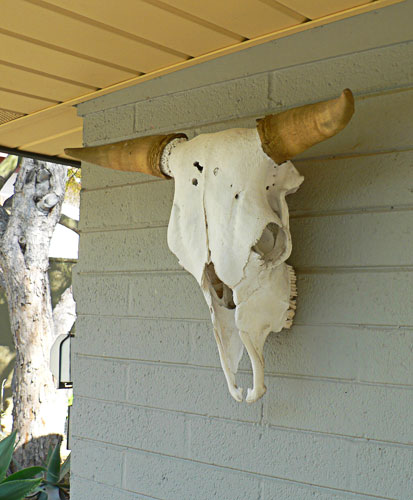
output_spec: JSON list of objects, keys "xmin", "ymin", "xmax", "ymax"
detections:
[
  {"xmin": 46, "ymin": 440, "xmax": 61, "ymax": 485},
  {"xmin": 58, "ymin": 454, "xmax": 70, "ymax": 482},
  {"xmin": 0, "ymin": 478, "xmax": 42, "ymax": 500},
  {"xmin": 0, "ymin": 431, "xmax": 16, "ymax": 481},
  {"xmin": 3, "ymin": 466, "xmax": 44, "ymax": 483}
]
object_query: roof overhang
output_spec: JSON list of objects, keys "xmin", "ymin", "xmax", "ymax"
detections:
[{"xmin": 0, "ymin": 0, "xmax": 404, "ymax": 160}]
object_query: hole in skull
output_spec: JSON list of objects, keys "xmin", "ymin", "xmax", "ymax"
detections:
[
  {"xmin": 192, "ymin": 178, "xmax": 198, "ymax": 186},
  {"xmin": 193, "ymin": 161, "xmax": 203, "ymax": 173},
  {"xmin": 205, "ymin": 263, "xmax": 235, "ymax": 309},
  {"xmin": 252, "ymin": 222, "xmax": 286, "ymax": 263}
]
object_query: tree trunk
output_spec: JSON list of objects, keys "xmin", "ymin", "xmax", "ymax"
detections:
[{"xmin": 0, "ymin": 159, "xmax": 69, "ymax": 467}]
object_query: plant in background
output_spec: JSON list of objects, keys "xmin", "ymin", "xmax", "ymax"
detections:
[
  {"xmin": 0, "ymin": 431, "xmax": 42, "ymax": 500},
  {"xmin": 34, "ymin": 438, "xmax": 70, "ymax": 500},
  {"xmin": 0, "ymin": 432, "xmax": 70, "ymax": 500}
]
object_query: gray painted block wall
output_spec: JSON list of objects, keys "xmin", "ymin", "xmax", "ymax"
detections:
[{"xmin": 71, "ymin": 2, "xmax": 413, "ymax": 499}]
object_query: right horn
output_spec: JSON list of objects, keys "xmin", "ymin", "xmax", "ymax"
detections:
[
  {"xmin": 256, "ymin": 89, "xmax": 355, "ymax": 164},
  {"xmin": 65, "ymin": 133, "xmax": 187, "ymax": 179}
]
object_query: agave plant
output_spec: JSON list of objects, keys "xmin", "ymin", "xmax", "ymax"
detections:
[
  {"xmin": 0, "ymin": 431, "xmax": 43, "ymax": 500},
  {"xmin": 0, "ymin": 432, "xmax": 70, "ymax": 500},
  {"xmin": 35, "ymin": 438, "xmax": 70, "ymax": 500}
]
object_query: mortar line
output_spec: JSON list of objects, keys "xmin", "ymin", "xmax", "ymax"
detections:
[
  {"xmin": 70, "ymin": 435, "xmax": 400, "ymax": 500},
  {"xmin": 73, "ymin": 395, "xmax": 413, "ymax": 449},
  {"xmin": 75, "ymin": 312, "xmax": 413, "ymax": 329},
  {"xmin": 75, "ymin": 352, "xmax": 413, "ymax": 389}
]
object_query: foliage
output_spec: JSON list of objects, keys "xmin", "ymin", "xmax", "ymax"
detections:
[
  {"xmin": 34, "ymin": 438, "xmax": 70, "ymax": 500},
  {"xmin": 0, "ymin": 432, "xmax": 42, "ymax": 500},
  {"xmin": 0, "ymin": 432, "xmax": 70, "ymax": 500},
  {"xmin": 64, "ymin": 168, "xmax": 81, "ymax": 204}
]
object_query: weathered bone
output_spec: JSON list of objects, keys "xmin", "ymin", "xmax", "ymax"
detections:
[
  {"xmin": 65, "ymin": 90, "xmax": 355, "ymax": 403},
  {"xmin": 257, "ymin": 89, "xmax": 354, "ymax": 164},
  {"xmin": 65, "ymin": 133, "xmax": 187, "ymax": 179}
]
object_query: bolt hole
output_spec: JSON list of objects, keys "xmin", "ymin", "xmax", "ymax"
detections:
[
  {"xmin": 192, "ymin": 179, "xmax": 198, "ymax": 186},
  {"xmin": 235, "ymin": 193, "xmax": 239, "ymax": 199}
]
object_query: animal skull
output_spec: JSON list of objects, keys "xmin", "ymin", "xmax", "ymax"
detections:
[{"xmin": 66, "ymin": 90, "xmax": 354, "ymax": 403}]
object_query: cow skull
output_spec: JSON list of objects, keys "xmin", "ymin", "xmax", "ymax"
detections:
[{"xmin": 66, "ymin": 90, "xmax": 354, "ymax": 403}]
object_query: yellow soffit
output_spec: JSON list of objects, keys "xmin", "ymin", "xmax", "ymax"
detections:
[{"xmin": 0, "ymin": 0, "xmax": 404, "ymax": 161}]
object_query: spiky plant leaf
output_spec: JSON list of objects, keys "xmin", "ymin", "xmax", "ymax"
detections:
[
  {"xmin": 0, "ymin": 431, "xmax": 16, "ymax": 481},
  {"xmin": 0, "ymin": 478, "xmax": 42, "ymax": 500},
  {"xmin": 2, "ymin": 466, "xmax": 44, "ymax": 482}
]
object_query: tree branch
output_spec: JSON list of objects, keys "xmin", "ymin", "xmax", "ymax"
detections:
[
  {"xmin": 0, "ymin": 205, "xmax": 9, "ymax": 237},
  {"xmin": 53, "ymin": 286, "xmax": 76, "ymax": 338},
  {"xmin": 59, "ymin": 214, "xmax": 79, "ymax": 234}
]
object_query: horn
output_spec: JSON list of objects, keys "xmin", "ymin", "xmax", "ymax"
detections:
[
  {"xmin": 256, "ymin": 89, "xmax": 355, "ymax": 164},
  {"xmin": 65, "ymin": 133, "xmax": 187, "ymax": 179}
]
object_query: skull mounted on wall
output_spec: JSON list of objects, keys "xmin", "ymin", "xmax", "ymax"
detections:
[{"xmin": 67, "ymin": 90, "xmax": 355, "ymax": 403}]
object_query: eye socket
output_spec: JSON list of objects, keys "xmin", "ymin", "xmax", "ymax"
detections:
[
  {"xmin": 253, "ymin": 223, "xmax": 278, "ymax": 255},
  {"xmin": 252, "ymin": 222, "xmax": 287, "ymax": 264}
]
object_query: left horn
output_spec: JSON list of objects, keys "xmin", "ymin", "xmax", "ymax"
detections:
[
  {"xmin": 65, "ymin": 133, "xmax": 187, "ymax": 179},
  {"xmin": 256, "ymin": 89, "xmax": 355, "ymax": 164}
]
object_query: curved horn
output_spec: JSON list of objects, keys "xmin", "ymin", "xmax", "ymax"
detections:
[
  {"xmin": 256, "ymin": 89, "xmax": 354, "ymax": 164},
  {"xmin": 65, "ymin": 133, "xmax": 187, "ymax": 179}
]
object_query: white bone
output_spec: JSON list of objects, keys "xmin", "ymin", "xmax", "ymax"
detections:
[{"xmin": 165, "ymin": 128, "xmax": 303, "ymax": 402}]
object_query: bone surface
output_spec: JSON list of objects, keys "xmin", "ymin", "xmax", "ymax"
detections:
[{"xmin": 165, "ymin": 128, "xmax": 303, "ymax": 402}]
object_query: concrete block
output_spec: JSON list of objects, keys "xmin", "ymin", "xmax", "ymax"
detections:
[
  {"xmin": 124, "ymin": 450, "xmax": 262, "ymax": 500},
  {"xmin": 128, "ymin": 272, "xmax": 209, "ymax": 320},
  {"xmin": 74, "ymin": 274, "xmax": 129, "ymax": 316},
  {"xmin": 188, "ymin": 415, "xmax": 413, "ymax": 497},
  {"xmin": 134, "ymin": 74, "xmax": 268, "ymax": 134},
  {"xmin": 261, "ymin": 478, "xmax": 374, "ymax": 500},
  {"xmin": 127, "ymin": 363, "xmax": 261, "ymax": 423},
  {"xmin": 269, "ymin": 41, "xmax": 413, "ymax": 110},
  {"xmin": 81, "ymin": 161, "xmax": 158, "ymax": 190},
  {"xmin": 264, "ymin": 376, "xmax": 413, "ymax": 444},
  {"xmin": 296, "ymin": 271, "xmax": 413, "ymax": 326},
  {"xmin": 82, "ymin": 110, "xmax": 106, "ymax": 145},
  {"xmin": 290, "ymin": 151, "xmax": 413, "ymax": 214},
  {"xmin": 72, "ymin": 398, "xmax": 186, "ymax": 456},
  {"xmin": 262, "ymin": 325, "xmax": 413, "ymax": 386},
  {"xmin": 290, "ymin": 211, "xmax": 413, "ymax": 268},
  {"xmin": 83, "ymin": 105, "xmax": 134, "ymax": 146},
  {"xmin": 104, "ymin": 105, "xmax": 135, "ymax": 141},
  {"xmin": 71, "ymin": 438, "xmax": 123, "ymax": 488},
  {"xmin": 72, "ymin": 316, "xmax": 194, "ymax": 364},
  {"xmin": 80, "ymin": 180, "xmax": 173, "ymax": 230},
  {"xmin": 73, "ymin": 355, "xmax": 128, "ymax": 402},
  {"xmin": 78, "ymin": 226, "xmax": 179, "ymax": 274},
  {"xmin": 70, "ymin": 477, "xmax": 144, "ymax": 500}
]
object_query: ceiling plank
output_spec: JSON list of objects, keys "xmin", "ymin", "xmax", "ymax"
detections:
[
  {"xmin": 0, "ymin": 89, "xmax": 57, "ymax": 114},
  {"xmin": 158, "ymin": 0, "xmax": 306, "ymax": 38},
  {"xmin": 5, "ymin": 0, "xmax": 186, "ymax": 72},
  {"xmin": 0, "ymin": 63, "xmax": 96, "ymax": 102},
  {"xmin": 0, "ymin": 107, "xmax": 82, "ymax": 149},
  {"xmin": 23, "ymin": 127, "xmax": 83, "ymax": 156},
  {"xmin": 0, "ymin": 32, "xmax": 136, "ymax": 88},
  {"xmin": 276, "ymin": 0, "xmax": 373, "ymax": 19},
  {"xmin": 43, "ymin": 0, "xmax": 242, "ymax": 56}
]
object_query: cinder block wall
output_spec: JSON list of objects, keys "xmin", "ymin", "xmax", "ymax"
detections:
[{"xmin": 71, "ymin": 2, "xmax": 413, "ymax": 499}]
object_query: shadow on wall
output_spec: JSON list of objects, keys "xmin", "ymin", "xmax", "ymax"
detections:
[{"xmin": 0, "ymin": 258, "xmax": 76, "ymax": 432}]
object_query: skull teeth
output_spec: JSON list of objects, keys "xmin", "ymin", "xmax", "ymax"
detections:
[{"xmin": 284, "ymin": 266, "xmax": 298, "ymax": 329}]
